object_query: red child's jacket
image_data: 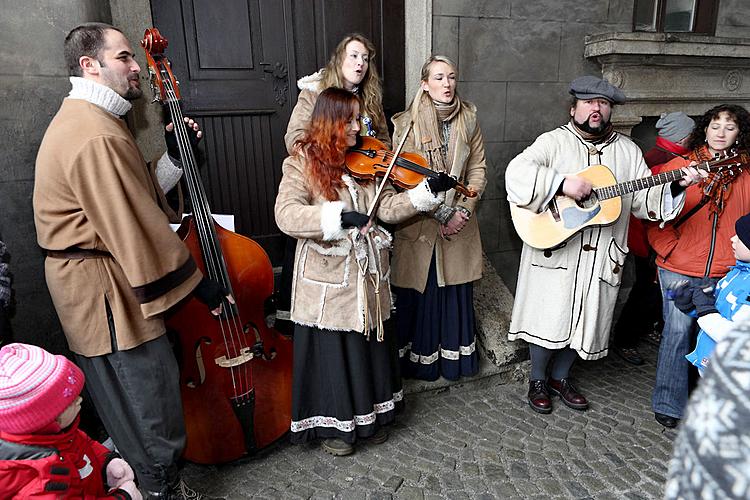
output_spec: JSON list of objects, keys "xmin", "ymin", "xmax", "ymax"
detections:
[{"xmin": 0, "ymin": 417, "xmax": 133, "ymax": 499}]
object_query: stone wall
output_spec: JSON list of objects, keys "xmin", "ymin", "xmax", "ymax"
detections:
[
  {"xmin": 0, "ymin": 0, "xmax": 113, "ymax": 351},
  {"xmin": 430, "ymin": 0, "xmax": 750, "ymax": 292}
]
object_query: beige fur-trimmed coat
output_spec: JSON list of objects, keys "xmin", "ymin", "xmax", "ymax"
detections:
[
  {"xmin": 389, "ymin": 103, "xmax": 488, "ymax": 293},
  {"xmin": 284, "ymin": 71, "xmax": 391, "ymax": 154},
  {"xmin": 274, "ymin": 154, "xmax": 442, "ymax": 332}
]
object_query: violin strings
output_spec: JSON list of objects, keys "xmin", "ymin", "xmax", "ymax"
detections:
[{"xmin": 163, "ymin": 78, "xmax": 252, "ymax": 401}]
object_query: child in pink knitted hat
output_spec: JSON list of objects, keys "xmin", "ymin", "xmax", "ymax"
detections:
[{"xmin": 0, "ymin": 343, "xmax": 142, "ymax": 499}]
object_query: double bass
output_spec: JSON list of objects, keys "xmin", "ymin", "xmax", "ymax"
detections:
[{"xmin": 141, "ymin": 28, "xmax": 293, "ymax": 464}]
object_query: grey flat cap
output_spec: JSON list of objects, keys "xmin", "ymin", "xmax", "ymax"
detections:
[{"xmin": 569, "ymin": 76, "xmax": 626, "ymax": 104}]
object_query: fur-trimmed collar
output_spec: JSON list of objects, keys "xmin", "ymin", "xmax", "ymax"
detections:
[{"xmin": 297, "ymin": 70, "xmax": 324, "ymax": 92}]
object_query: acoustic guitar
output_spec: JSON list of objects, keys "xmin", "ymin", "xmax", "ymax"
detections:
[{"xmin": 509, "ymin": 151, "xmax": 747, "ymax": 250}]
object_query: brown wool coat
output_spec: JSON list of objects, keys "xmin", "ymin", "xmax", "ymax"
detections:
[
  {"xmin": 274, "ymin": 155, "xmax": 441, "ymax": 332},
  {"xmin": 284, "ymin": 71, "xmax": 391, "ymax": 154},
  {"xmin": 34, "ymin": 99, "xmax": 202, "ymax": 356},
  {"xmin": 389, "ymin": 103, "xmax": 488, "ymax": 292}
]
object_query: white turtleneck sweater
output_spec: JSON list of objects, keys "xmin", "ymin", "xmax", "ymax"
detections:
[{"xmin": 67, "ymin": 77, "xmax": 183, "ymax": 193}]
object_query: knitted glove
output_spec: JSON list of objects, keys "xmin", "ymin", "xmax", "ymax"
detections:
[
  {"xmin": 341, "ymin": 211, "xmax": 370, "ymax": 229},
  {"xmin": 193, "ymin": 277, "xmax": 226, "ymax": 311},
  {"xmin": 164, "ymin": 113, "xmax": 202, "ymax": 162},
  {"xmin": 427, "ymin": 172, "xmax": 458, "ymax": 193},
  {"xmin": 692, "ymin": 284, "xmax": 718, "ymax": 317},
  {"xmin": 114, "ymin": 479, "xmax": 142, "ymax": 500},
  {"xmin": 106, "ymin": 457, "xmax": 135, "ymax": 489},
  {"xmin": 671, "ymin": 282, "xmax": 696, "ymax": 316}
]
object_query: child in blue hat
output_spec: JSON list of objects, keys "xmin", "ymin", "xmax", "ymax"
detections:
[{"xmin": 674, "ymin": 212, "xmax": 750, "ymax": 375}]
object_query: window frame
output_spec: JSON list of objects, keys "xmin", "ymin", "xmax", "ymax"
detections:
[{"xmin": 632, "ymin": 0, "xmax": 720, "ymax": 35}]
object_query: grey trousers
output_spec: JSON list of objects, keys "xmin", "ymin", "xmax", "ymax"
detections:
[{"xmin": 75, "ymin": 334, "xmax": 185, "ymax": 493}]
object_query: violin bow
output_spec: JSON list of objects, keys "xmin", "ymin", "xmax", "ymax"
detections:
[{"xmin": 365, "ymin": 121, "xmax": 414, "ymax": 219}]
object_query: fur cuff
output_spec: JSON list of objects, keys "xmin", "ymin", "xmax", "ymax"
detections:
[
  {"xmin": 408, "ymin": 179, "xmax": 444, "ymax": 212},
  {"xmin": 320, "ymin": 201, "xmax": 348, "ymax": 241}
]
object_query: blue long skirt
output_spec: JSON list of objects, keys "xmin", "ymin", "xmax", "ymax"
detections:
[{"xmin": 394, "ymin": 254, "xmax": 478, "ymax": 381}]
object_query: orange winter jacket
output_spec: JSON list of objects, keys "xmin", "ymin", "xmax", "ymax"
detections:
[{"xmin": 647, "ymin": 145, "xmax": 750, "ymax": 278}]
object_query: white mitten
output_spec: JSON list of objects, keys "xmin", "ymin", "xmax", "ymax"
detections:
[
  {"xmin": 115, "ymin": 479, "xmax": 143, "ymax": 500},
  {"xmin": 106, "ymin": 458, "xmax": 135, "ymax": 489}
]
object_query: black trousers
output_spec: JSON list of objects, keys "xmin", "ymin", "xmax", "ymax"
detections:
[
  {"xmin": 75, "ymin": 335, "xmax": 185, "ymax": 494},
  {"xmin": 613, "ymin": 254, "xmax": 662, "ymax": 348}
]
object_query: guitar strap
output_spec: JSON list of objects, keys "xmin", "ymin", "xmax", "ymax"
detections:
[{"xmin": 672, "ymin": 195, "xmax": 709, "ymax": 230}]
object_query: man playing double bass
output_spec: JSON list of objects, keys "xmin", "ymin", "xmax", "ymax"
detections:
[
  {"xmin": 34, "ymin": 23, "xmax": 226, "ymax": 499},
  {"xmin": 504, "ymin": 76, "xmax": 704, "ymax": 415}
]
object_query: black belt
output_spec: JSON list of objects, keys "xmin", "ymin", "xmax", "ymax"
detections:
[{"xmin": 46, "ymin": 248, "xmax": 112, "ymax": 259}]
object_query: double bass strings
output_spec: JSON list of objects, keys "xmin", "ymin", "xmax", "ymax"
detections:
[{"xmin": 163, "ymin": 78, "xmax": 253, "ymax": 402}]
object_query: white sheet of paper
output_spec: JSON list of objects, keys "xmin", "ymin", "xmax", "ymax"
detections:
[{"xmin": 170, "ymin": 214, "xmax": 235, "ymax": 233}]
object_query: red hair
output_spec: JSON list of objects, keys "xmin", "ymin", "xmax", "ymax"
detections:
[{"xmin": 296, "ymin": 87, "xmax": 359, "ymax": 201}]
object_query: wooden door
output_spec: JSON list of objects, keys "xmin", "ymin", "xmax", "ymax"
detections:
[
  {"xmin": 151, "ymin": 0, "xmax": 404, "ymax": 264},
  {"xmin": 152, "ymin": 0, "xmax": 294, "ymax": 263}
]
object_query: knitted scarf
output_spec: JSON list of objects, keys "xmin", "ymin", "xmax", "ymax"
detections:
[
  {"xmin": 695, "ymin": 145, "xmax": 744, "ymax": 216},
  {"xmin": 413, "ymin": 92, "xmax": 462, "ymax": 174}
]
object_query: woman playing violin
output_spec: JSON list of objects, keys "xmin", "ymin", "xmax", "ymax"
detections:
[
  {"xmin": 274, "ymin": 87, "xmax": 454, "ymax": 456},
  {"xmin": 648, "ymin": 104, "xmax": 750, "ymax": 429},
  {"xmin": 390, "ymin": 55, "xmax": 488, "ymax": 381},
  {"xmin": 284, "ymin": 33, "xmax": 390, "ymax": 154}
]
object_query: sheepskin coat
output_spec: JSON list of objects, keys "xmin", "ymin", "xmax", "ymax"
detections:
[{"xmin": 274, "ymin": 154, "xmax": 442, "ymax": 333}]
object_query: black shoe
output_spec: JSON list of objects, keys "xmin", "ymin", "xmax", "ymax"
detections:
[
  {"xmin": 527, "ymin": 379, "xmax": 552, "ymax": 414},
  {"xmin": 615, "ymin": 346, "xmax": 644, "ymax": 366},
  {"xmin": 548, "ymin": 378, "xmax": 589, "ymax": 410},
  {"xmin": 169, "ymin": 479, "xmax": 225, "ymax": 500},
  {"xmin": 655, "ymin": 412, "xmax": 680, "ymax": 428}
]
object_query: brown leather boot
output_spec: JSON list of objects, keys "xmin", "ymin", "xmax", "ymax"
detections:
[
  {"xmin": 548, "ymin": 378, "xmax": 588, "ymax": 410},
  {"xmin": 528, "ymin": 379, "xmax": 552, "ymax": 414}
]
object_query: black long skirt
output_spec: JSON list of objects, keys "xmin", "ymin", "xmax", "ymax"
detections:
[
  {"xmin": 289, "ymin": 322, "xmax": 403, "ymax": 445},
  {"xmin": 395, "ymin": 253, "xmax": 478, "ymax": 381}
]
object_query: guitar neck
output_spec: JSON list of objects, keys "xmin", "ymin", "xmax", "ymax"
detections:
[{"xmin": 593, "ymin": 169, "xmax": 684, "ymax": 200}]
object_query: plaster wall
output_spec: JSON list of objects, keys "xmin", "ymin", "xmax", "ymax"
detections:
[{"xmin": 431, "ymin": 0, "xmax": 750, "ymax": 292}]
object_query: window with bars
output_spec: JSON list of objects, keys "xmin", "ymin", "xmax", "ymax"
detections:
[{"xmin": 633, "ymin": 0, "xmax": 719, "ymax": 34}]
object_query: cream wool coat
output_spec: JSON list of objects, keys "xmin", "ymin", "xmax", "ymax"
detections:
[
  {"xmin": 505, "ymin": 123, "xmax": 685, "ymax": 360},
  {"xmin": 284, "ymin": 71, "xmax": 390, "ymax": 154},
  {"xmin": 274, "ymin": 155, "xmax": 442, "ymax": 332},
  {"xmin": 389, "ymin": 103, "xmax": 487, "ymax": 292},
  {"xmin": 34, "ymin": 99, "xmax": 202, "ymax": 356}
]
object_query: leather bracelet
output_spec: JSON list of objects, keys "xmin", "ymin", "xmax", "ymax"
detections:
[
  {"xmin": 455, "ymin": 206, "xmax": 471, "ymax": 218},
  {"xmin": 433, "ymin": 204, "xmax": 457, "ymax": 224}
]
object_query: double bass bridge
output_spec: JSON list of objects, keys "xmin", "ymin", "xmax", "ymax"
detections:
[{"xmin": 215, "ymin": 348, "xmax": 254, "ymax": 368}]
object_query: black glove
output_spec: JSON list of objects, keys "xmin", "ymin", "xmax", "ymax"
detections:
[
  {"xmin": 164, "ymin": 110, "xmax": 202, "ymax": 162},
  {"xmin": 193, "ymin": 277, "xmax": 226, "ymax": 311},
  {"xmin": 341, "ymin": 211, "xmax": 370, "ymax": 229},
  {"xmin": 427, "ymin": 172, "xmax": 458, "ymax": 193},
  {"xmin": 692, "ymin": 283, "xmax": 718, "ymax": 317},
  {"xmin": 671, "ymin": 282, "xmax": 695, "ymax": 315}
]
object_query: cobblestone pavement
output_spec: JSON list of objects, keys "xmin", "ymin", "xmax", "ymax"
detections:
[{"xmin": 183, "ymin": 343, "xmax": 677, "ymax": 499}]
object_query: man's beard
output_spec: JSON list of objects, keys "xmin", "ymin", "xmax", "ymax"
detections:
[
  {"xmin": 574, "ymin": 117, "xmax": 609, "ymax": 134},
  {"xmin": 124, "ymin": 86, "xmax": 143, "ymax": 101}
]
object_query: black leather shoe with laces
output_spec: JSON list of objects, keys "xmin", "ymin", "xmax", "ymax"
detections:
[
  {"xmin": 655, "ymin": 412, "xmax": 680, "ymax": 429},
  {"xmin": 528, "ymin": 379, "xmax": 552, "ymax": 414}
]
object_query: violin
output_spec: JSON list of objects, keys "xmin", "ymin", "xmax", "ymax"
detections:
[{"xmin": 346, "ymin": 136, "xmax": 478, "ymax": 198}]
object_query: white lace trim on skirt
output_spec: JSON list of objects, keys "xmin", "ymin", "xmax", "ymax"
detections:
[
  {"xmin": 290, "ymin": 390, "xmax": 403, "ymax": 433},
  {"xmin": 399, "ymin": 341, "xmax": 476, "ymax": 364}
]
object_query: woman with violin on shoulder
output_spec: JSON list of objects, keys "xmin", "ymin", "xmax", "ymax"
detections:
[
  {"xmin": 390, "ymin": 55, "xmax": 488, "ymax": 382},
  {"xmin": 648, "ymin": 104, "xmax": 750, "ymax": 429},
  {"xmin": 275, "ymin": 87, "xmax": 455, "ymax": 456},
  {"xmin": 285, "ymin": 33, "xmax": 390, "ymax": 154}
]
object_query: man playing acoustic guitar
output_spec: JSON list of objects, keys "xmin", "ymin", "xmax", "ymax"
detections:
[{"xmin": 505, "ymin": 76, "xmax": 704, "ymax": 414}]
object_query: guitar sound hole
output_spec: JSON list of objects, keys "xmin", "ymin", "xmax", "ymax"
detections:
[{"xmin": 576, "ymin": 193, "xmax": 599, "ymax": 209}]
